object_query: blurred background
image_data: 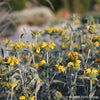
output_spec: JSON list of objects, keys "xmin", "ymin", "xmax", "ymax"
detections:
[{"xmin": 0, "ymin": 0, "xmax": 100, "ymax": 37}]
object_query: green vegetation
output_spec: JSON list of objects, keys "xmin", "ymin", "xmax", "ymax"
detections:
[{"xmin": 9, "ymin": 0, "xmax": 28, "ymax": 11}]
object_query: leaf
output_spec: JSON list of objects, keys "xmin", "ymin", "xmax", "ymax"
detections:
[
  {"xmin": 34, "ymin": 82, "xmax": 44, "ymax": 98},
  {"xmin": 2, "ymin": 69, "xmax": 9, "ymax": 74},
  {"xmin": 1, "ymin": 48, "xmax": 4, "ymax": 58},
  {"xmin": 51, "ymin": 80, "xmax": 66, "ymax": 86},
  {"xmin": 20, "ymin": 33, "xmax": 24, "ymax": 39},
  {"xmin": 89, "ymin": 88, "xmax": 96, "ymax": 97},
  {"xmin": 10, "ymin": 73, "xmax": 20, "ymax": 79}
]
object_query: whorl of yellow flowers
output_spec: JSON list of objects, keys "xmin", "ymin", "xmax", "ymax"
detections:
[
  {"xmin": 34, "ymin": 60, "xmax": 46, "ymax": 69},
  {"xmin": 6, "ymin": 56, "xmax": 20, "ymax": 66},
  {"xmin": 94, "ymin": 41, "xmax": 99, "ymax": 47},
  {"xmin": 68, "ymin": 52, "xmax": 78, "ymax": 60},
  {"xmin": 67, "ymin": 60, "xmax": 81, "ymax": 67},
  {"xmin": 55, "ymin": 63, "xmax": 66, "ymax": 73},
  {"xmin": 86, "ymin": 68, "xmax": 99, "ymax": 75}
]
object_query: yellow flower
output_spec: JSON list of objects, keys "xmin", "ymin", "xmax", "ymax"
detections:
[
  {"xmin": 73, "ymin": 44, "xmax": 80, "ymax": 50},
  {"xmin": 55, "ymin": 63, "xmax": 59, "ymax": 68},
  {"xmin": 38, "ymin": 79, "xmax": 41, "ymax": 84},
  {"xmin": 44, "ymin": 28, "xmax": 49, "ymax": 31},
  {"xmin": 2, "ymin": 82, "xmax": 10, "ymax": 88},
  {"xmin": 76, "ymin": 60, "xmax": 81, "ymax": 64},
  {"xmin": 40, "ymin": 42, "xmax": 47, "ymax": 48},
  {"xmin": 14, "ymin": 59, "xmax": 20, "ymax": 64},
  {"xmin": 95, "ymin": 50, "xmax": 99, "ymax": 53},
  {"xmin": 74, "ymin": 19, "xmax": 80, "ymax": 24},
  {"xmin": 89, "ymin": 25, "xmax": 95, "ymax": 29},
  {"xmin": 4, "ymin": 38, "xmax": 9, "ymax": 44},
  {"xmin": 75, "ymin": 59, "xmax": 81, "ymax": 67},
  {"xmin": 48, "ymin": 42, "xmax": 55, "ymax": 49},
  {"xmin": 61, "ymin": 43, "xmax": 65, "ymax": 48},
  {"xmin": 86, "ymin": 68, "xmax": 91, "ymax": 74},
  {"xmin": 0, "ymin": 58, "xmax": 4, "ymax": 64},
  {"xmin": 67, "ymin": 62, "xmax": 74, "ymax": 67},
  {"xmin": 92, "ymin": 69, "xmax": 99, "ymax": 75},
  {"xmin": 68, "ymin": 52, "xmax": 78, "ymax": 60},
  {"xmin": 36, "ymin": 47, "xmax": 40, "ymax": 53},
  {"xmin": 32, "ymin": 43, "xmax": 35, "ymax": 47},
  {"xmin": 94, "ymin": 41, "xmax": 99, "ymax": 47},
  {"xmin": 61, "ymin": 67, "xmax": 66, "ymax": 73},
  {"xmin": 31, "ymin": 96, "xmax": 35, "ymax": 100},
  {"xmin": 39, "ymin": 60, "xmax": 46, "ymax": 66},
  {"xmin": 87, "ymin": 34, "xmax": 91, "ymax": 38},
  {"xmin": 61, "ymin": 31, "xmax": 65, "ymax": 35},
  {"xmin": 66, "ymin": 36, "xmax": 70, "ymax": 40},
  {"xmin": 12, "ymin": 56, "xmax": 16, "ymax": 60},
  {"xmin": 34, "ymin": 63, "xmax": 39, "ymax": 69},
  {"xmin": 55, "ymin": 63, "xmax": 65, "ymax": 73},
  {"xmin": 98, "ymin": 37, "xmax": 100, "ymax": 41},
  {"xmin": 92, "ymin": 35, "xmax": 97, "ymax": 41},
  {"xmin": 6, "ymin": 56, "xmax": 11, "ymax": 64},
  {"xmin": 10, "ymin": 60, "xmax": 14, "ymax": 66},
  {"xmin": 61, "ymin": 43, "xmax": 68, "ymax": 49},
  {"xmin": 19, "ymin": 42, "xmax": 25, "ymax": 47},
  {"xmin": 19, "ymin": 96, "xmax": 26, "ymax": 100},
  {"xmin": 10, "ymin": 83, "xmax": 17, "ymax": 88},
  {"xmin": 16, "ymin": 43, "xmax": 20, "ymax": 48},
  {"xmin": 92, "ymin": 80, "xmax": 95, "ymax": 84},
  {"xmin": 25, "ymin": 44, "xmax": 32, "ymax": 48},
  {"xmin": 11, "ymin": 44, "xmax": 15, "ymax": 47},
  {"xmin": 4, "ymin": 38, "xmax": 12, "ymax": 44},
  {"xmin": 24, "ymin": 93, "xmax": 28, "ymax": 98},
  {"xmin": 10, "ymin": 44, "xmax": 15, "ymax": 50},
  {"xmin": 75, "ymin": 63, "xmax": 80, "ymax": 67},
  {"xmin": 48, "ymin": 27, "xmax": 53, "ymax": 34},
  {"xmin": 55, "ymin": 91, "xmax": 62, "ymax": 95}
]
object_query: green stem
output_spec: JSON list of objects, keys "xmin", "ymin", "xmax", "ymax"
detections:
[
  {"xmin": 70, "ymin": 23, "xmax": 74, "ymax": 51},
  {"xmin": 32, "ymin": 54, "xmax": 35, "ymax": 65},
  {"xmin": 74, "ymin": 72, "xmax": 77, "ymax": 84},
  {"xmin": 47, "ymin": 52, "xmax": 49, "ymax": 64},
  {"xmin": 11, "ymin": 86, "xmax": 14, "ymax": 100},
  {"xmin": 90, "ymin": 80, "xmax": 92, "ymax": 100},
  {"xmin": 7, "ymin": 47, "xmax": 8, "ymax": 56},
  {"xmin": 47, "ymin": 84, "xmax": 50, "ymax": 100},
  {"xmin": 84, "ymin": 49, "xmax": 91, "ymax": 68},
  {"xmin": 36, "ymin": 34, "xmax": 38, "ymax": 45},
  {"xmin": 35, "ymin": 81, "xmax": 38, "ymax": 100}
]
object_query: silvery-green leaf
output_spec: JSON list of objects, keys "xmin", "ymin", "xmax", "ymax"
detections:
[{"xmin": 1, "ymin": 48, "xmax": 4, "ymax": 58}]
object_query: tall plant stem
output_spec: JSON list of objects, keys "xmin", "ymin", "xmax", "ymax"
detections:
[
  {"xmin": 89, "ymin": 80, "xmax": 92, "ymax": 100},
  {"xmin": 84, "ymin": 49, "xmax": 91, "ymax": 68}
]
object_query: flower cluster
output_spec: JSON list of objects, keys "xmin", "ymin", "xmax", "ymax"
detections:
[
  {"xmin": 34, "ymin": 60, "xmax": 46, "ymax": 69},
  {"xmin": 6, "ymin": 56, "xmax": 20, "ymax": 66},
  {"xmin": 86, "ymin": 68, "xmax": 99, "ymax": 80},
  {"xmin": 55, "ymin": 63, "xmax": 66, "ymax": 73},
  {"xmin": 68, "ymin": 52, "xmax": 78, "ymax": 60}
]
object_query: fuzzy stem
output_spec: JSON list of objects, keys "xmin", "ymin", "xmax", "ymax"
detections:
[
  {"xmin": 89, "ymin": 80, "xmax": 92, "ymax": 100},
  {"xmin": 11, "ymin": 86, "xmax": 14, "ymax": 100},
  {"xmin": 74, "ymin": 72, "xmax": 77, "ymax": 84},
  {"xmin": 47, "ymin": 84, "xmax": 50, "ymax": 100},
  {"xmin": 84, "ymin": 49, "xmax": 91, "ymax": 68},
  {"xmin": 7, "ymin": 46, "xmax": 8, "ymax": 56},
  {"xmin": 47, "ymin": 52, "xmax": 49, "ymax": 64},
  {"xmin": 36, "ymin": 34, "xmax": 38, "ymax": 46},
  {"xmin": 32, "ymin": 54, "xmax": 35, "ymax": 65}
]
